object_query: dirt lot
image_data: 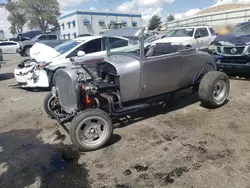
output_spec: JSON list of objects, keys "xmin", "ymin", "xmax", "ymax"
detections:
[{"xmin": 1, "ymin": 54, "xmax": 250, "ymax": 188}]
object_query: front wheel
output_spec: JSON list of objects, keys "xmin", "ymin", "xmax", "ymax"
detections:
[
  {"xmin": 44, "ymin": 92, "xmax": 64, "ymax": 119},
  {"xmin": 198, "ymin": 71, "xmax": 230, "ymax": 108},
  {"xmin": 24, "ymin": 46, "xmax": 31, "ymax": 56},
  {"xmin": 70, "ymin": 109, "xmax": 113, "ymax": 151}
]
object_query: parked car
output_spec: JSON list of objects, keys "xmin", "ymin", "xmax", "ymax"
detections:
[
  {"xmin": 14, "ymin": 36, "xmax": 130, "ymax": 88},
  {"xmin": 44, "ymin": 28, "xmax": 230, "ymax": 151},
  {"xmin": 17, "ymin": 34, "xmax": 68, "ymax": 57},
  {"xmin": 144, "ymin": 33, "xmax": 168, "ymax": 47},
  {"xmin": 211, "ymin": 21, "xmax": 250, "ymax": 76},
  {"xmin": 0, "ymin": 41, "xmax": 20, "ymax": 54},
  {"xmin": 153, "ymin": 26, "xmax": 217, "ymax": 51}
]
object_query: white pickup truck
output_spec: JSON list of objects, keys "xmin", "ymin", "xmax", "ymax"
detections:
[{"xmin": 154, "ymin": 26, "xmax": 217, "ymax": 51}]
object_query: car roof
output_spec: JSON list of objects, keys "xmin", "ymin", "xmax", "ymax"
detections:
[
  {"xmin": 170, "ymin": 26, "xmax": 212, "ymax": 30},
  {"xmin": 0, "ymin": 40, "xmax": 17, "ymax": 43},
  {"xmin": 73, "ymin": 35, "xmax": 128, "ymax": 42},
  {"xmin": 73, "ymin": 36, "xmax": 102, "ymax": 42}
]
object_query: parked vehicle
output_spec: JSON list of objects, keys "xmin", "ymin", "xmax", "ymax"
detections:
[
  {"xmin": 10, "ymin": 30, "xmax": 42, "ymax": 42},
  {"xmin": 153, "ymin": 26, "xmax": 217, "ymax": 51},
  {"xmin": 144, "ymin": 33, "xmax": 168, "ymax": 47},
  {"xmin": 45, "ymin": 28, "xmax": 230, "ymax": 151},
  {"xmin": 0, "ymin": 41, "xmax": 20, "ymax": 54},
  {"xmin": 8, "ymin": 37, "xmax": 30, "ymax": 42},
  {"xmin": 211, "ymin": 21, "xmax": 250, "ymax": 76},
  {"xmin": 17, "ymin": 34, "xmax": 67, "ymax": 57},
  {"xmin": 14, "ymin": 36, "xmax": 130, "ymax": 88}
]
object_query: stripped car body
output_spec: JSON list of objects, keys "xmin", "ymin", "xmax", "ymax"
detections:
[{"xmin": 45, "ymin": 27, "xmax": 230, "ymax": 151}]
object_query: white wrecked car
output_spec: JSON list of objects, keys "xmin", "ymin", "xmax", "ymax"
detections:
[{"xmin": 14, "ymin": 36, "xmax": 129, "ymax": 88}]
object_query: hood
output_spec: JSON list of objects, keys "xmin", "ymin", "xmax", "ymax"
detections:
[
  {"xmin": 152, "ymin": 37, "xmax": 192, "ymax": 44},
  {"xmin": 215, "ymin": 34, "xmax": 250, "ymax": 46},
  {"xmin": 30, "ymin": 42, "xmax": 60, "ymax": 62}
]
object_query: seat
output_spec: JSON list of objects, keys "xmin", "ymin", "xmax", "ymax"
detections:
[{"xmin": 150, "ymin": 43, "xmax": 185, "ymax": 56}]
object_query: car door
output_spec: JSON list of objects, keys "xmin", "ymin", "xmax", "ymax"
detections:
[
  {"xmin": 36, "ymin": 35, "xmax": 47, "ymax": 45},
  {"xmin": 66, "ymin": 38, "xmax": 105, "ymax": 62},
  {"xmin": 199, "ymin": 27, "xmax": 211, "ymax": 49},
  {"xmin": 194, "ymin": 28, "xmax": 203, "ymax": 49},
  {"xmin": 143, "ymin": 43, "xmax": 186, "ymax": 98},
  {"xmin": 46, "ymin": 35, "xmax": 59, "ymax": 47},
  {"xmin": 103, "ymin": 37, "xmax": 129, "ymax": 52}
]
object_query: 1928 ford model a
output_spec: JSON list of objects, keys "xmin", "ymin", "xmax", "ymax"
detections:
[{"xmin": 44, "ymin": 28, "xmax": 230, "ymax": 151}]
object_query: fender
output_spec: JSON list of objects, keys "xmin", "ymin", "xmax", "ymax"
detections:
[{"xmin": 192, "ymin": 62, "xmax": 217, "ymax": 85}]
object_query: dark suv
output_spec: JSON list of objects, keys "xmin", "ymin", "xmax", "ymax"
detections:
[{"xmin": 212, "ymin": 22, "xmax": 250, "ymax": 76}]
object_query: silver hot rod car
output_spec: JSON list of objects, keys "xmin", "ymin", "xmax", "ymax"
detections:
[{"xmin": 44, "ymin": 28, "xmax": 230, "ymax": 151}]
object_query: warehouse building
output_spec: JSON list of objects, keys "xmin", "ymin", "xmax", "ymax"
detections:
[
  {"xmin": 59, "ymin": 10, "xmax": 142, "ymax": 39},
  {"xmin": 167, "ymin": 4, "xmax": 250, "ymax": 30}
]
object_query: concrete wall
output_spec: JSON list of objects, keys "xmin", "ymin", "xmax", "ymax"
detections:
[
  {"xmin": 167, "ymin": 7, "xmax": 250, "ymax": 29},
  {"xmin": 59, "ymin": 10, "xmax": 142, "ymax": 39}
]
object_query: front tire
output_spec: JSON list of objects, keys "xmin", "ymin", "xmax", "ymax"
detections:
[
  {"xmin": 24, "ymin": 46, "xmax": 31, "ymax": 56},
  {"xmin": 70, "ymin": 109, "xmax": 113, "ymax": 151},
  {"xmin": 44, "ymin": 92, "xmax": 64, "ymax": 119},
  {"xmin": 198, "ymin": 71, "xmax": 230, "ymax": 108}
]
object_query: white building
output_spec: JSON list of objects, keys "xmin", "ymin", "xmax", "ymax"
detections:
[
  {"xmin": 167, "ymin": 4, "xmax": 250, "ymax": 30},
  {"xmin": 59, "ymin": 10, "xmax": 142, "ymax": 39}
]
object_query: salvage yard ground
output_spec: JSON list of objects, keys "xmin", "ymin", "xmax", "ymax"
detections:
[{"xmin": 1, "ymin": 54, "xmax": 250, "ymax": 188}]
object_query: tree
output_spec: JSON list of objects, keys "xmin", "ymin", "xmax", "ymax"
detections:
[
  {"xmin": 4, "ymin": 0, "xmax": 27, "ymax": 34},
  {"xmin": 167, "ymin": 15, "xmax": 175, "ymax": 22},
  {"xmin": 21, "ymin": 0, "xmax": 60, "ymax": 33},
  {"xmin": 148, "ymin": 15, "xmax": 162, "ymax": 30},
  {"xmin": 9, "ymin": 24, "xmax": 17, "ymax": 35}
]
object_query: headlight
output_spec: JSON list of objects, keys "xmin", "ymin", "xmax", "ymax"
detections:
[
  {"xmin": 216, "ymin": 59, "xmax": 221, "ymax": 64},
  {"xmin": 39, "ymin": 62, "xmax": 52, "ymax": 69},
  {"xmin": 51, "ymin": 86, "xmax": 57, "ymax": 97},
  {"xmin": 208, "ymin": 45, "xmax": 217, "ymax": 53}
]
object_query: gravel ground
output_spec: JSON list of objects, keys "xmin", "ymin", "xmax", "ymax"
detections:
[{"xmin": 1, "ymin": 54, "xmax": 250, "ymax": 188}]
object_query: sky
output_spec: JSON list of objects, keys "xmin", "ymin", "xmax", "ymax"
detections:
[{"xmin": 0, "ymin": 0, "xmax": 250, "ymax": 37}]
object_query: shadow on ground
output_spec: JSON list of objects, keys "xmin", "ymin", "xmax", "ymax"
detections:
[
  {"xmin": 114, "ymin": 90, "xmax": 199, "ymax": 129},
  {"xmin": 0, "ymin": 129, "xmax": 91, "ymax": 188},
  {"xmin": 0, "ymin": 73, "xmax": 14, "ymax": 81}
]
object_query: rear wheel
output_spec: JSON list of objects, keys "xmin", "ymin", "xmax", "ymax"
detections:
[
  {"xmin": 198, "ymin": 71, "xmax": 230, "ymax": 108},
  {"xmin": 70, "ymin": 109, "xmax": 113, "ymax": 151}
]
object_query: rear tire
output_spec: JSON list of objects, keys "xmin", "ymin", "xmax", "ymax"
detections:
[
  {"xmin": 70, "ymin": 109, "xmax": 113, "ymax": 151},
  {"xmin": 198, "ymin": 71, "xmax": 230, "ymax": 108}
]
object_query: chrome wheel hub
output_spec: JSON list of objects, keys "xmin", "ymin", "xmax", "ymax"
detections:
[{"xmin": 213, "ymin": 79, "xmax": 227, "ymax": 104}]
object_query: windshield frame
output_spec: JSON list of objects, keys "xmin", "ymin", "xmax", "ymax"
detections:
[{"xmin": 104, "ymin": 27, "xmax": 146, "ymax": 60}]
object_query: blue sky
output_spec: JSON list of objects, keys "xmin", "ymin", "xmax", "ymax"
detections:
[
  {"xmin": 59, "ymin": 0, "xmax": 247, "ymax": 22},
  {"xmin": 63, "ymin": 0, "xmax": 213, "ymax": 14},
  {"xmin": 0, "ymin": 0, "xmax": 248, "ymax": 33}
]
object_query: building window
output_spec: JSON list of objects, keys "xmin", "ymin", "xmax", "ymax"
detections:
[
  {"xmin": 99, "ymin": 20, "xmax": 105, "ymax": 26},
  {"xmin": 67, "ymin": 33, "xmax": 70, "ymax": 39},
  {"xmin": 132, "ymin": 21, "xmax": 137, "ymax": 27},
  {"xmin": 83, "ymin": 18, "xmax": 90, "ymax": 26},
  {"xmin": 67, "ymin": 22, "xmax": 71, "ymax": 29},
  {"xmin": 63, "ymin": 34, "xmax": 66, "ymax": 39},
  {"xmin": 72, "ymin": 33, "xmax": 76, "ymax": 38},
  {"xmin": 61, "ymin": 23, "xmax": 64, "ymax": 30},
  {"xmin": 72, "ymin": 21, "xmax": 76, "ymax": 28}
]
